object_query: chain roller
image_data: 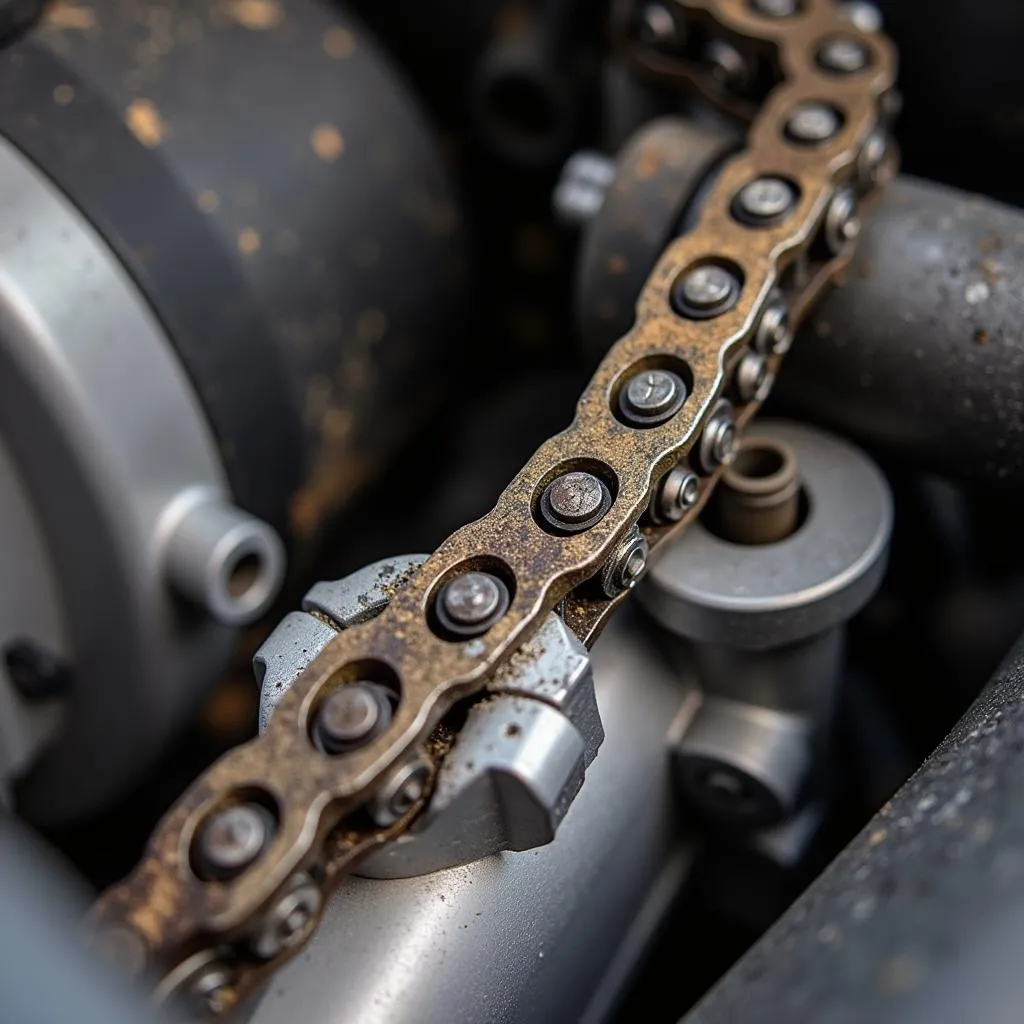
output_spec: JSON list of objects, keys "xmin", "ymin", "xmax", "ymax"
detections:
[{"xmin": 89, "ymin": 0, "xmax": 897, "ymax": 1010}]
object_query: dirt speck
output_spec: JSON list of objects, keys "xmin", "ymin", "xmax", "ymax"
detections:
[
  {"xmin": 196, "ymin": 190, "xmax": 220, "ymax": 214},
  {"xmin": 237, "ymin": 227, "xmax": 261, "ymax": 256},
  {"xmin": 124, "ymin": 99, "xmax": 167, "ymax": 148},
  {"xmin": 323, "ymin": 25, "xmax": 355, "ymax": 59},
  {"xmin": 974, "ymin": 328, "xmax": 990, "ymax": 345},
  {"xmin": 53, "ymin": 84, "xmax": 75, "ymax": 106},
  {"xmin": 227, "ymin": 0, "xmax": 282, "ymax": 30},
  {"xmin": 45, "ymin": 1, "xmax": 97, "ymax": 30},
  {"xmin": 310, "ymin": 124, "xmax": 344, "ymax": 162}
]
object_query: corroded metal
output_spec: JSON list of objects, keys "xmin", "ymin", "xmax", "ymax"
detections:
[{"xmin": 90, "ymin": 0, "xmax": 898, "ymax": 1009}]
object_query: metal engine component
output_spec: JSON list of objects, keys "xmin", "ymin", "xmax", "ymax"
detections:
[
  {"xmin": 246, "ymin": 608, "xmax": 693, "ymax": 1024},
  {"xmin": 0, "ymin": 0, "xmax": 464, "ymax": 821},
  {"xmin": 255, "ymin": 556, "xmax": 605, "ymax": 879},
  {"xmin": 641, "ymin": 420, "xmax": 893, "ymax": 827}
]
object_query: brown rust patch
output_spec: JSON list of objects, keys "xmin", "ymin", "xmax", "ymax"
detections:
[
  {"xmin": 323, "ymin": 25, "xmax": 355, "ymax": 59},
  {"xmin": 52, "ymin": 84, "xmax": 75, "ymax": 105},
  {"xmin": 227, "ymin": 0, "xmax": 282, "ymax": 30},
  {"xmin": 237, "ymin": 227, "xmax": 261, "ymax": 256},
  {"xmin": 124, "ymin": 99, "xmax": 167, "ymax": 148},
  {"xmin": 310, "ymin": 124, "xmax": 344, "ymax": 162},
  {"xmin": 45, "ymin": 1, "xmax": 97, "ymax": 30}
]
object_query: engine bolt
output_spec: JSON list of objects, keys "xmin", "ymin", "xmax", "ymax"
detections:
[
  {"xmin": 749, "ymin": 0, "xmax": 799, "ymax": 16},
  {"xmin": 435, "ymin": 571, "xmax": 510, "ymax": 638},
  {"xmin": 754, "ymin": 301, "xmax": 792, "ymax": 355},
  {"xmin": 314, "ymin": 682, "xmax": 390, "ymax": 754},
  {"xmin": 734, "ymin": 176, "xmax": 796, "ymax": 224},
  {"xmin": 251, "ymin": 875, "xmax": 322, "ymax": 960},
  {"xmin": 817, "ymin": 37, "xmax": 870, "ymax": 74},
  {"xmin": 736, "ymin": 351, "xmax": 773, "ymax": 402},
  {"xmin": 699, "ymin": 402, "xmax": 737, "ymax": 472},
  {"xmin": 539, "ymin": 470, "xmax": 612, "ymax": 533},
  {"xmin": 840, "ymin": 1, "xmax": 882, "ymax": 32},
  {"xmin": 785, "ymin": 102, "xmax": 841, "ymax": 144},
  {"xmin": 619, "ymin": 368, "xmax": 687, "ymax": 426},
  {"xmin": 654, "ymin": 467, "xmax": 702, "ymax": 523},
  {"xmin": 193, "ymin": 803, "xmax": 272, "ymax": 881},
  {"xmin": 824, "ymin": 188, "xmax": 861, "ymax": 254},
  {"xmin": 369, "ymin": 758, "xmax": 432, "ymax": 826},
  {"xmin": 672, "ymin": 264, "xmax": 741, "ymax": 320}
]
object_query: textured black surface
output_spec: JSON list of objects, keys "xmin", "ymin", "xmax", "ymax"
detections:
[
  {"xmin": 781, "ymin": 176, "xmax": 1024, "ymax": 488},
  {"xmin": 686, "ymin": 629, "xmax": 1024, "ymax": 1024}
]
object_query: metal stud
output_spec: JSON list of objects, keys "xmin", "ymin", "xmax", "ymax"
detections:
[
  {"xmin": 733, "ymin": 177, "xmax": 797, "ymax": 226},
  {"xmin": 824, "ymin": 188, "xmax": 861, "ymax": 254},
  {"xmin": 785, "ymin": 102, "xmax": 842, "ymax": 145},
  {"xmin": 749, "ymin": 0, "xmax": 800, "ymax": 16},
  {"xmin": 251, "ymin": 874, "xmax": 322, "ymax": 960},
  {"xmin": 193, "ymin": 803, "xmax": 273, "ymax": 881},
  {"xmin": 699, "ymin": 402, "xmax": 737, "ymax": 472},
  {"xmin": 538, "ymin": 470, "xmax": 613, "ymax": 534},
  {"xmin": 314, "ymin": 682, "xmax": 392, "ymax": 754},
  {"xmin": 817, "ymin": 37, "xmax": 870, "ymax": 75},
  {"xmin": 736, "ymin": 351, "xmax": 774, "ymax": 402},
  {"xmin": 368, "ymin": 758, "xmax": 432, "ymax": 826},
  {"xmin": 672, "ymin": 264, "xmax": 742, "ymax": 320},
  {"xmin": 754, "ymin": 300, "xmax": 793, "ymax": 355},
  {"xmin": 601, "ymin": 525, "xmax": 650, "ymax": 597},
  {"xmin": 618, "ymin": 368, "xmax": 688, "ymax": 426},
  {"xmin": 653, "ymin": 467, "xmax": 702, "ymax": 524},
  {"xmin": 435, "ymin": 571, "xmax": 511, "ymax": 638}
]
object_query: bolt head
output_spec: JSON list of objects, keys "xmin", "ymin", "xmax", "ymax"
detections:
[
  {"xmin": 194, "ymin": 803, "xmax": 271, "ymax": 879},
  {"xmin": 750, "ymin": 0, "xmax": 799, "ymax": 15},
  {"xmin": 735, "ymin": 177, "xmax": 796, "ymax": 223},
  {"xmin": 620, "ymin": 368, "xmax": 687, "ymax": 426},
  {"xmin": 315, "ymin": 683, "xmax": 388, "ymax": 754},
  {"xmin": 369, "ymin": 759, "xmax": 431, "ymax": 826},
  {"xmin": 858, "ymin": 129, "xmax": 888, "ymax": 187},
  {"xmin": 441, "ymin": 573, "xmax": 501, "ymax": 626},
  {"xmin": 785, "ymin": 102, "xmax": 841, "ymax": 144},
  {"xmin": 818, "ymin": 37, "xmax": 870, "ymax": 74},
  {"xmin": 674, "ymin": 264, "xmax": 741, "ymax": 319}
]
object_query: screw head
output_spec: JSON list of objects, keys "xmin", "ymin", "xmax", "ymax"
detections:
[
  {"xmin": 369, "ymin": 758, "xmax": 432, "ymax": 826},
  {"xmin": 539, "ymin": 470, "xmax": 612, "ymax": 533},
  {"xmin": 252, "ymin": 876, "xmax": 321, "ymax": 960},
  {"xmin": 734, "ymin": 177, "xmax": 796, "ymax": 224},
  {"xmin": 673, "ymin": 264, "xmax": 742, "ymax": 320},
  {"xmin": 435, "ymin": 571, "xmax": 510, "ymax": 638},
  {"xmin": 824, "ymin": 188, "xmax": 861, "ymax": 254},
  {"xmin": 193, "ymin": 803, "xmax": 272, "ymax": 880},
  {"xmin": 754, "ymin": 301, "xmax": 792, "ymax": 355},
  {"xmin": 655, "ymin": 467, "xmax": 701, "ymax": 523},
  {"xmin": 749, "ymin": 0, "xmax": 799, "ymax": 15},
  {"xmin": 736, "ymin": 351, "xmax": 773, "ymax": 402},
  {"xmin": 619, "ymin": 368, "xmax": 688, "ymax": 426},
  {"xmin": 785, "ymin": 102, "xmax": 842, "ymax": 144},
  {"xmin": 817, "ymin": 36, "xmax": 870, "ymax": 74},
  {"xmin": 314, "ymin": 682, "xmax": 390, "ymax": 754}
]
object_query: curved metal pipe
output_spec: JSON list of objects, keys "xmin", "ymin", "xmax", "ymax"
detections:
[{"xmin": 779, "ymin": 176, "xmax": 1024, "ymax": 488}]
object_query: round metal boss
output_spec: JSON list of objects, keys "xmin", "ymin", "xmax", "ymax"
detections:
[
  {"xmin": 538, "ymin": 470, "xmax": 613, "ymax": 533},
  {"xmin": 193, "ymin": 802, "xmax": 274, "ymax": 881},
  {"xmin": 785, "ymin": 102, "xmax": 842, "ymax": 144},
  {"xmin": 313, "ymin": 682, "xmax": 393, "ymax": 754},
  {"xmin": 733, "ymin": 176, "xmax": 797, "ymax": 226},
  {"xmin": 672, "ymin": 263, "xmax": 742, "ymax": 320},
  {"xmin": 817, "ymin": 36, "xmax": 870, "ymax": 74},
  {"xmin": 435, "ymin": 571, "xmax": 511, "ymax": 638}
]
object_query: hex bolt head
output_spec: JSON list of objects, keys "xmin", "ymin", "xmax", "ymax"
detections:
[
  {"xmin": 672, "ymin": 264, "xmax": 742, "ymax": 320},
  {"xmin": 754, "ymin": 300, "xmax": 793, "ymax": 355},
  {"xmin": 699, "ymin": 402, "xmax": 737, "ymax": 472},
  {"xmin": 539, "ymin": 470, "xmax": 613, "ymax": 534},
  {"xmin": 193, "ymin": 803, "xmax": 273, "ymax": 881},
  {"xmin": 733, "ymin": 176, "xmax": 796, "ymax": 225},
  {"xmin": 817, "ymin": 36, "xmax": 870, "ymax": 74},
  {"xmin": 368, "ymin": 758, "xmax": 432, "ymax": 826},
  {"xmin": 736, "ymin": 351, "xmax": 774, "ymax": 402},
  {"xmin": 314, "ymin": 682, "xmax": 391, "ymax": 755},
  {"xmin": 749, "ymin": 0, "xmax": 799, "ymax": 16},
  {"xmin": 619, "ymin": 368, "xmax": 688, "ymax": 426},
  {"xmin": 435, "ymin": 571, "xmax": 510, "ymax": 638},
  {"xmin": 601, "ymin": 525, "xmax": 650, "ymax": 597},
  {"xmin": 785, "ymin": 102, "xmax": 842, "ymax": 144},
  {"xmin": 654, "ymin": 467, "xmax": 702, "ymax": 523},
  {"xmin": 824, "ymin": 187, "xmax": 861, "ymax": 254},
  {"xmin": 251, "ymin": 875, "xmax": 322, "ymax": 960}
]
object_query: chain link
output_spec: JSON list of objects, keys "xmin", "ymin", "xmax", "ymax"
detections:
[{"xmin": 89, "ymin": 0, "xmax": 897, "ymax": 1010}]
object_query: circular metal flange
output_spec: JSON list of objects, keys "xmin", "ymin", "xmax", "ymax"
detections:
[{"xmin": 639, "ymin": 420, "xmax": 892, "ymax": 649}]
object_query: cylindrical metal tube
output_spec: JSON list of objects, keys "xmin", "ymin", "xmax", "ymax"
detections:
[
  {"xmin": 780, "ymin": 176, "xmax": 1024, "ymax": 487},
  {"xmin": 246, "ymin": 608, "xmax": 695, "ymax": 1024}
]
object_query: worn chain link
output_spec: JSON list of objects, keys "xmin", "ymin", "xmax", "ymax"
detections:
[{"xmin": 89, "ymin": 0, "xmax": 897, "ymax": 1011}]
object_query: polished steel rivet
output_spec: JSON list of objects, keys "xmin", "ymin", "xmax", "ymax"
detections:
[
  {"xmin": 619, "ymin": 368, "xmax": 688, "ymax": 426},
  {"xmin": 314, "ymin": 683, "xmax": 390, "ymax": 754},
  {"xmin": 817, "ymin": 37, "xmax": 870, "ymax": 74},
  {"xmin": 654, "ymin": 467, "xmax": 702, "ymax": 523},
  {"xmin": 435, "ymin": 571, "xmax": 510, "ymax": 638},
  {"xmin": 673, "ymin": 264, "xmax": 742, "ymax": 320},
  {"xmin": 601, "ymin": 525, "xmax": 650, "ymax": 597},
  {"xmin": 735, "ymin": 177, "xmax": 796, "ymax": 224}
]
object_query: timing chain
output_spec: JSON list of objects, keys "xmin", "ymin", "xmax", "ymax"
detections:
[{"xmin": 89, "ymin": 0, "xmax": 897, "ymax": 1012}]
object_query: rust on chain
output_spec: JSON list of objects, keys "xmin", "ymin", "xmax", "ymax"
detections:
[{"xmin": 90, "ymin": 0, "xmax": 898, "ymax": 1010}]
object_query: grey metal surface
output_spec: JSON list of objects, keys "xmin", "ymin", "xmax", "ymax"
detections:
[
  {"xmin": 781, "ymin": 176, "xmax": 1024, "ymax": 487},
  {"xmin": 685, "ymin": 627, "xmax": 1024, "ymax": 1024},
  {"xmin": 0, "ymin": 134, "xmax": 265, "ymax": 820},
  {"xmin": 246, "ymin": 608, "xmax": 694, "ymax": 1024},
  {"xmin": 0, "ymin": 431, "xmax": 67, "ymax": 793},
  {"xmin": 641, "ymin": 420, "xmax": 892, "ymax": 649}
]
